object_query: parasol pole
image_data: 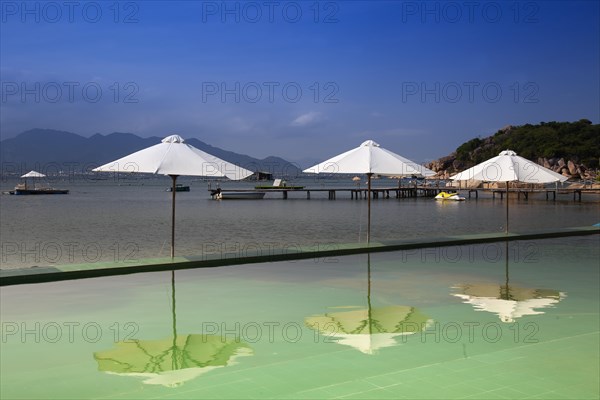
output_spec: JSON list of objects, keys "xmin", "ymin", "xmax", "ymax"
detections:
[
  {"xmin": 367, "ymin": 174, "xmax": 371, "ymax": 243},
  {"xmin": 502, "ymin": 241, "xmax": 510, "ymax": 300},
  {"xmin": 171, "ymin": 270, "xmax": 177, "ymax": 339},
  {"xmin": 170, "ymin": 175, "xmax": 179, "ymax": 258},
  {"xmin": 505, "ymin": 181, "xmax": 509, "ymax": 234},
  {"xmin": 171, "ymin": 270, "xmax": 179, "ymax": 370},
  {"xmin": 367, "ymin": 253, "xmax": 372, "ymax": 336}
]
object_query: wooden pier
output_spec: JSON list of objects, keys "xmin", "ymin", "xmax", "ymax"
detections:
[
  {"xmin": 466, "ymin": 188, "xmax": 595, "ymax": 202},
  {"xmin": 210, "ymin": 186, "xmax": 598, "ymax": 202},
  {"xmin": 210, "ymin": 187, "xmax": 445, "ymax": 200}
]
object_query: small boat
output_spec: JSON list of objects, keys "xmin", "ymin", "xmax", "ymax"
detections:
[
  {"xmin": 212, "ymin": 190, "xmax": 266, "ymax": 200},
  {"xmin": 10, "ymin": 186, "xmax": 69, "ymax": 195},
  {"xmin": 435, "ymin": 191, "xmax": 465, "ymax": 201},
  {"xmin": 166, "ymin": 184, "xmax": 190, "ymax": 192}
]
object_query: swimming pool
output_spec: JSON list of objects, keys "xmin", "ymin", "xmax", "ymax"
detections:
[{"xmin": 1, "ymin": 236, "xmax": 598, "ymax": 399}]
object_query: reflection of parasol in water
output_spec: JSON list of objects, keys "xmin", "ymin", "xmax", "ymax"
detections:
[
  {"xmin": 452, "ymin": 242, "xmax": 566, "ymax": 323},
  {"xmin": 94, "ymin": 333, "xmax": 252, "ymax": 387},
  {"xmin": 452, "ymin": 284, "xmax": 565, "ymax": 323},
  {"xmin": 306, "ymin": 305, "xmax": 430, "ymax": 354},
  {"xmin": 305, "ymin": 254, "xmax": 431, "ymax": 354},
  {"xmin": 93, "ymin": 271, "xmax": 253, "ymax": 387}
]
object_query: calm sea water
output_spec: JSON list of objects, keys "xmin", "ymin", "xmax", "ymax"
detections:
[{"xmin": 1, "ymin": 176, "xmax": 599, "ymax": 269}]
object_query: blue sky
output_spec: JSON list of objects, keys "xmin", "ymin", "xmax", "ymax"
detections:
[{"xmin": 1, "ymin": 0, "xmax": 598, "ymax": 165}]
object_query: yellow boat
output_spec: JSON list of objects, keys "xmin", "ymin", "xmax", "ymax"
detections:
[{"xmin": 435, "ymin": 191, "xmax": 465, "ymax": 201}]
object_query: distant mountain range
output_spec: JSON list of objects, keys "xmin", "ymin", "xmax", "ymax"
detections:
[{"xmin": 0, "ymin": 129, "xmax": 301, "ymax": 177}]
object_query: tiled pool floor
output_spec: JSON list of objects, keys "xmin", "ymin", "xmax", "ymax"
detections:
[{"xmin": 1, "ymin": 237, "xmax": 598, "ymax": 399}]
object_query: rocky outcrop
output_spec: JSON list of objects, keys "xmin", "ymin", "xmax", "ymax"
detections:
[
  {"xmin": 426, "ymin": 155, "xmax": 597, "ymax": 181},
  {"xmin": 535, "ymin": 157, "xmax": 595, "ymax": 180},
  {"xmin": 426, "ymin": 154, "xmax": 455, "ymax": 178}
]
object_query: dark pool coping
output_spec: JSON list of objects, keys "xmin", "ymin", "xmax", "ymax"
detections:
[{"xmin": 1, "ymin": 226, "xmax": 598, "ymax": 286}]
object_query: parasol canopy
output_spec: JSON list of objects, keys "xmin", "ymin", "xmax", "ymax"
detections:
[
  {"xmin": 20, "ymin": 170, "xmax": 46, "ymax": 178},
  {"xmin": 93, "ymin": 135, "xmax": 253, "ymax": 257},
  {"xmin": 450, "ymin": 150, "xmax": 567, "ymax": 233},
  {"xmin": 303, "ymin": 140, "xmax": 435, "ymax": 242}
]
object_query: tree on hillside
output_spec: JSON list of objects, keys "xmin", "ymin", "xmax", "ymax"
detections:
[{"xmin": 458, "ymin": 120, "xmax": 599, "ymax": 169}]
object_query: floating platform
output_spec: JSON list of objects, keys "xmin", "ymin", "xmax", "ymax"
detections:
[{"xmin": 9, "ymin": 188, "xmax": 69, "ymax": 195}]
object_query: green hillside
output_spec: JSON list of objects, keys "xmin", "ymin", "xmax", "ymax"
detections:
[{"xmin": 455, "ymin": 119, "xmax": 599, "ymax": 169}]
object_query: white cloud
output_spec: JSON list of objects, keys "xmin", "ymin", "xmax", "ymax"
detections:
[
  {"xmin": 290, "ymin": 111, "xmax": 322, "ymax": 127},
  {"xmin": 227, "ymin": 116, "xmax": 253, "ymax": 132}
]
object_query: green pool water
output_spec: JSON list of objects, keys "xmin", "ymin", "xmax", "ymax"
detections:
[{"xmin": 1, "ymin": 236, "xmax": 598, "ymax": 399}]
